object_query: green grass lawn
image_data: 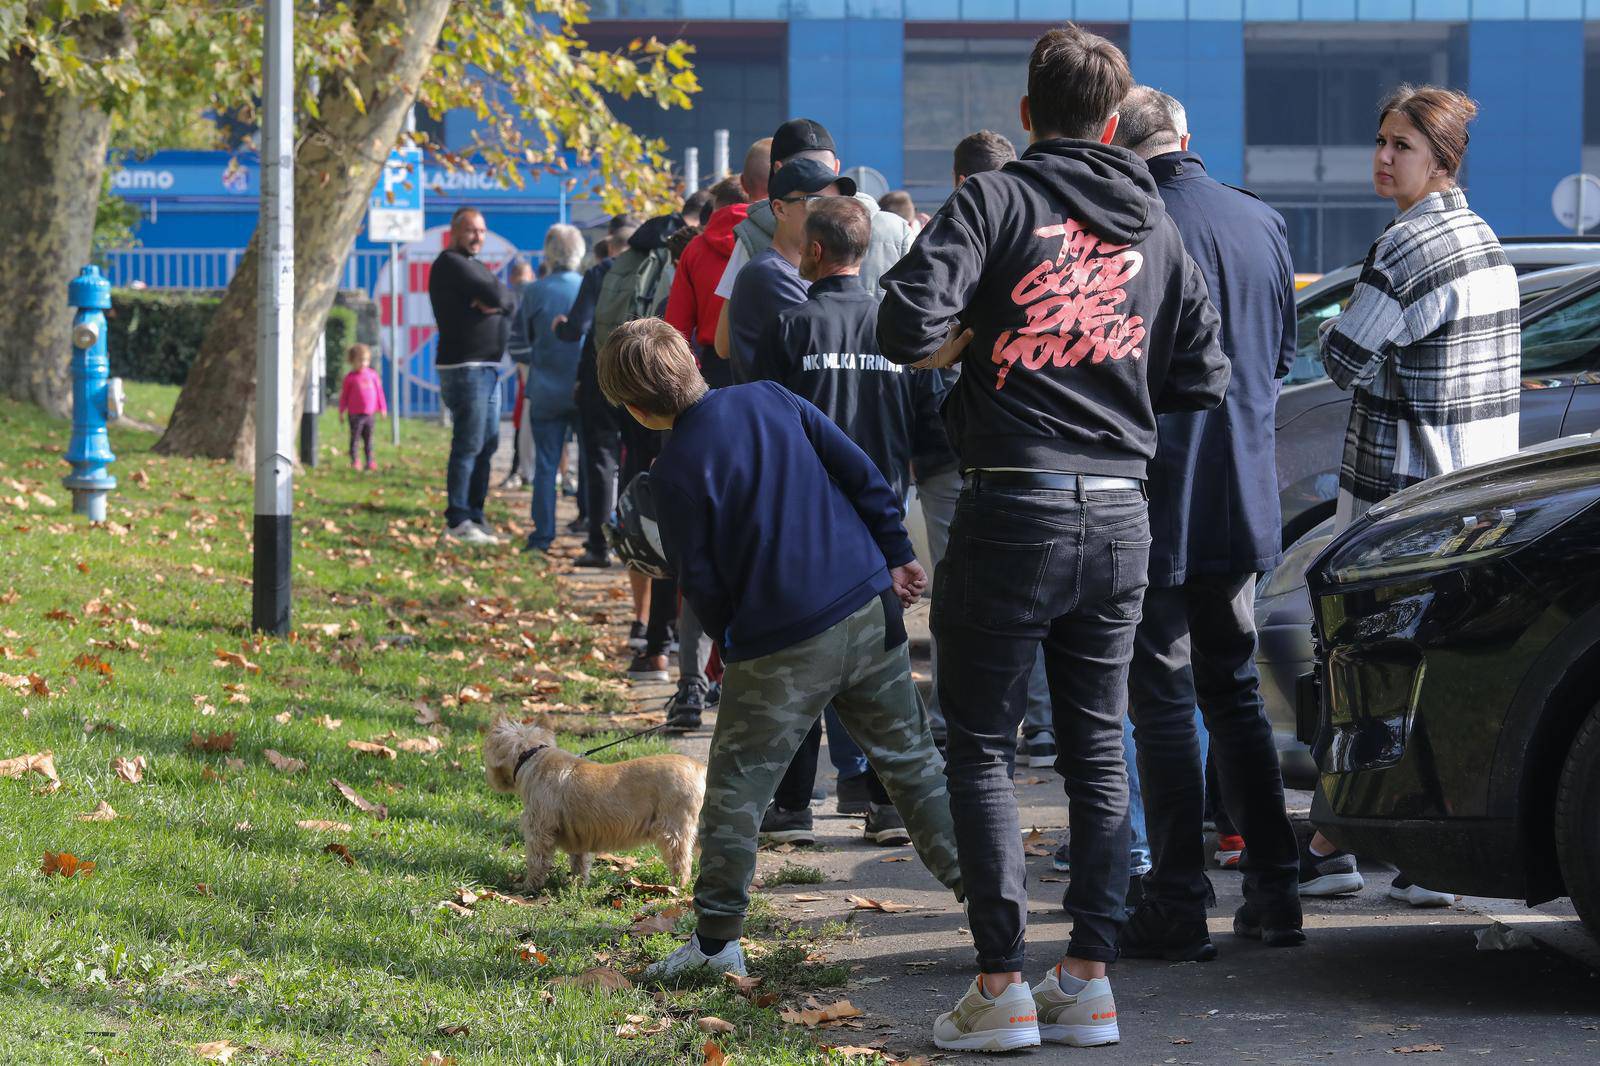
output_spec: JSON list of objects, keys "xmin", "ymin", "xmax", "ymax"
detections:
[{"xmin": 0, "ymin": 386, "xmax": 863, "ymax": 1065}]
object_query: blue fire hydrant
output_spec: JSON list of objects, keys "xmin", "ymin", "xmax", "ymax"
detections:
[{"xmin": 62, "ymin": 265, "xmax": 120, "ymax": 523}]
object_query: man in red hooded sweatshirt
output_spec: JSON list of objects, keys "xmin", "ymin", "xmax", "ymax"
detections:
[{"xmin": 666, "ymin": 176, "xmax": 749, "ymax": 390}]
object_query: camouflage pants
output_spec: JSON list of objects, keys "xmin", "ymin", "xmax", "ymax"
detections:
[{"xmin": 694, "ymin": 596, "xmax": 964, "ymax": 940}]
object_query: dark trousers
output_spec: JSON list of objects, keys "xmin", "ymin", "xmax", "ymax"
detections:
[
  {"xmin": 577, "ymin": 382, "xmax": 620, "ymax": 556},
  {"xmin": 773, "ymin": 714, "xmax": 891, "ymax": 811},
  {"xmin": 1128, "ymin": 575, "xmax": 1301, "ymax": 924},
  {"xmin": 934, "ymin": 480, "xmax": 1150, "ymax": 971},
  {"xmin": 347, "ymin": 413, "xmax": 374, "ymax": 465}
]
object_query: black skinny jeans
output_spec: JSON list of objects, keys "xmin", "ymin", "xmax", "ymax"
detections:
[{"xmin": 935, "ymin": 478, "xmax": 1150, "ymax": 971}]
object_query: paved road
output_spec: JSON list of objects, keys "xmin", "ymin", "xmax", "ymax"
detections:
[{"xmin": 528, "ymin": 479, "xmax": 1600, "ymax": 1065}]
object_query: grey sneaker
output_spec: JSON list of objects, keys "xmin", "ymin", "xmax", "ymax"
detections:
[
  {"xmin": 471, "ymin": 521, "xmax": 505, "ymax": 543},
  {"xmin": 759, "ymin": 804, "xmax": 815, "ymax": 846},
  {"xmin": 1298, "ymin": 840, "xmax": 1364, "ymax": 897},
  {"xmin": 933, "ymin": 977, "xmax": 1041, "ymax": 1052},
  {"xmin": 1032, "ymin": 966, "xmax": 1119, "ymax": 1046},
  {"xmin": 1023, "ymin": 731, "xmax": 1057, "ymax": 769},
  {"xmin": 444, "ymin": 522, "xmax": 495, "ymax": 545},
  {"xmin": 641, "ymin": 933, "xmax": 746, "ymax": 981},
  {"xmin": 863, "ymin": 802, "xmax": 911, "ymax": 846}
]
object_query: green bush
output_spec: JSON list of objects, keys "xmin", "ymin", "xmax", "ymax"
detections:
[{"xmin": 108, "ymin": 289, "xmax": 363, "ymax": 401}]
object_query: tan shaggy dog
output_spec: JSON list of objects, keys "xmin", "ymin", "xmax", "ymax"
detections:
[{"xmin": 484, "ymin": 714, "xmax": 705, "ymax": 891}]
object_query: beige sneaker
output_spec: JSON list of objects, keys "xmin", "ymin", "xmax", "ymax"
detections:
[
  {"xmin": 1032, "ymin": 965, "xmax": 1119, "ymax": 1046},
  {"xmin": 932, "ymin": 977, "xmax": 1041, "ymax": 1052}
]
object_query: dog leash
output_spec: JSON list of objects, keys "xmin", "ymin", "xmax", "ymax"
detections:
[{"xmin": 579, "ymin": 718, "xmax": 673, "ymax": 758}]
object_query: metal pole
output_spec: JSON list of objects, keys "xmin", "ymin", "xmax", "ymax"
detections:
[
  {"xmin": 1579, "ymin": 174, "xmax": 1590, "ymax": 236},
  {"xmin": 389, "ymin": 243, "xmax": 401, "ymax": 445},
  {"xmin": 684, "ymin": 147, "xmax": 700, "ymax": 195},
  {"xmin": 252, "ymin": 0, "xmax": 293, "ymax": 635},
  {"xmin": 299, "ymin": 329, "xmax": 323, "ymax": 467},
  {"xmin": 712, "ymin": 129, "xmax": 729, "ymax": 179}
]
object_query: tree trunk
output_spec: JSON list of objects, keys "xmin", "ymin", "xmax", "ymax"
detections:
[
  {"xmin": 156, "ymin": 0, "xmax": 452, "ymax": 462},
  {"xmin": 0, "ymin": 17, "xmax": 128, "ymax": 416}
]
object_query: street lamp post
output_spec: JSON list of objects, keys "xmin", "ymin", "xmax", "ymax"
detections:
[{"xmin": 253, "ymin": 0, "xmax": 294, "ymax": 635}]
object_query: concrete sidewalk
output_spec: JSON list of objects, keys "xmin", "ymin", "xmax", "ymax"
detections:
[{"xmin": 512, "ymin": 472, "xmax": 1600, "ymax": 1064}]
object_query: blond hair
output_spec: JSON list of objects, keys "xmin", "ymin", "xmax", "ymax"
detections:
[{"xmin": 597, "ymin": 318, "xmax": 708, "ymax": 417}]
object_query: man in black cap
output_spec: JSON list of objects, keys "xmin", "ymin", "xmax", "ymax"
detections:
[{"xmin": 712, "ymin": 118, "xmax": 914, "ymax": 319}]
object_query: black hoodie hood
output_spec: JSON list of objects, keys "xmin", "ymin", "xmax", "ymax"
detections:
[
  {"xmin": 1004, "ymin": 138, "xmax": 1160, "ymax": 246},
  {"xmin": 628, "ymin": 213, "xmax": 685, "ymax": 253}
]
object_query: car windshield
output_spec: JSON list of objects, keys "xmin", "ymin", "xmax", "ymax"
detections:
[
  {"xmin": 1520, "ymin": 286, "xmax": 1600, "ymax": 377},
  {"xmin": 1288, "ymin": 278, "xmax": 1593, "ymax": 388}
]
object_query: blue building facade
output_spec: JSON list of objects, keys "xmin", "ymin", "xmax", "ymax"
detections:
[{"xmin": 584, "ymin": 2, "xmax": 1599, "ymax": 271}]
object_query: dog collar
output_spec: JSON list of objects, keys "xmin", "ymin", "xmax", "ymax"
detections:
[{"xmin": 513, "ymin": 744, "xmax": 549, "ymax": 778}]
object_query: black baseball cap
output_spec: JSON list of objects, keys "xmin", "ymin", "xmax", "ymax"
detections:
[
  {"xmin": 769, "ymin": 157, "xmax": 856, "ymax": 202},
  {"xmin": 771, "ymin": 118, "xmax": 836, "ymax": 163}
]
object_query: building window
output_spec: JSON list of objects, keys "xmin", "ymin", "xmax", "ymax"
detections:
[
  {"xmin": 1586, "ymin": 25, "xmax": 1600, "ymax": 189},
  {"xmin": 1244, "ymin": 23, "xmax": 1467, "ymax": 272},
  {"xmin": 902, "ymin": 25, "xmax": 1129, "ymax": 213}
]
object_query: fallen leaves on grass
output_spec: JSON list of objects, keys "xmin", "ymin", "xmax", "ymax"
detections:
[
  {"xmin": 701, "ymin": 1041, "xmax": 726, "ymax": 1066},
  {"xmin": 323, "ymin": 843, "xmax": 355, "ymax": 866},
  {"xmin": 212, "ymin": 649, "xmax": 261, "ymax": 674},
  {"xmin": 779, "ymin": 997, "xmax": 863, "ymax": 1028},
  {"xmin": 77, "ymin": 801, "xmax": 117, "ymax": 822},
  {"xmin": 111, "ymin": 755, "xmax": 147, "ymax": 783},
  {"xmin": 296, "ymin": 819, "xmax": 352, "ymax": 833},
  {"xmin": 73, "ymin": 653, "xmax": 113, "ymax": 677},
  {"xmin": 845, "ymin": 895, "xmax": 915, "ymax": 913},
  {"xmin": 417, "ymin": 1054, "xmax": 456, "ymax": 1066},
  {"xmin": 312, "ymin": 714, "xmax": 342, "ymax": 730},
  {"xmin": 595, "ymin": 852, "xmax": 639, "ymax": 871},
  {"xmin": 823, "ymin": 1048, "xmax": 894, "ymax": 1061},
  {"xmin": 413, "ymin": 700, "xmax": 440, "ymax": 726},
  {"xmin": 0, "ymin": 749, "xmax": 60, "ymax": 791},
  {"xmin": 697, "ymin": 1017, "xmax": 735, "ymax": 1034},
  {"xmin": 879, "ymin": 856, "xmax": 910, "ymax": 863},
  {"xmin": 436, "ymin": 1023, "xmax": 469, "ymax": 1037},
  {"xmin": 41, "ymin": 851, "xmax": 95, "ymax": 878},
  {"xmin": 437, "ymin": 900, "xmax": 474, "ymax": 917},
  {"xmin": 263, "ymin": 749, "xmax": 305, "ymax": 774},
  {"xmin": 457, "ymin": 682, "xmax": 493, "ymax": 704},
  {"xmin": 347, "ymin": 739, "xmax": 397, "ymax": 759},
  {"xmin": 331, "ymin": 777, "xmax": 387, "ymax": 819},
  {"xmin": 617, "ymin": 1015, "xmax": 671, "ymax": 1038},
  {"xmin": 396, "ymin": 735, "xmax": 444, "ymax": 754},
  {"xmin": 628, "ymin": 905, "xmax": 686, "ymax": 936},
  {"xmin": 517, "ymin": 943, "xmax": 549, "ymax": 965},
  {"xmin": 548, "ymin": 966, "xmax": 632, "ymax": 992},
  {"xmin": 188, "ymin": 731, "xmax": 236, "ymax": 753},
  {"xmin": 1, "ymin": 670, "xmax": 53, "ymax": 699},
  {"xmin": 191, "ymin": 1040, "xmax": 240, "ymax": 1063},
  {"xmin": 623, "ymin": 877, "xmax": 682, "ymax": 898},
  {"xmin": 1393, "ymin": 1046, "xmax": 1445, "ymax": 1055},
  {"xmin": 723, "ymin": 972, "xmax": 778, "ymax": 1007}
]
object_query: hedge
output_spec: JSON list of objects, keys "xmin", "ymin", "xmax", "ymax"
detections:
[{"xmin": 108, "ymin": 289, "xmax": 367, "ymax": 400}]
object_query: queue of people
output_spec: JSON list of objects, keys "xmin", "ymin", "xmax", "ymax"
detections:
[{"xmin": 427, "ymin": 20, "xmax": 1516, "ymax": 1052}]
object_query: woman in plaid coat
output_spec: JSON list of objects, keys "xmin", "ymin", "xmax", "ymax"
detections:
[{"xmin": 1320, "ymin": 85, "xmax": 1521, "ymax": 529}]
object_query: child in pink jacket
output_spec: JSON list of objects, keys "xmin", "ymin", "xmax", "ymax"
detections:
[{"xmin": 338, "ymin": 343, "xmax": 388, "ymax": 470}]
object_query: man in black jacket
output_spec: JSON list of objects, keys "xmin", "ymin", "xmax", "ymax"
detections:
[
  {"xmin": 1111, "ymin": 87, "xmax": 1303, "ymax": 959},
  {"xmin": 429, "ymin": 207, "xmax": 515, "ymax": 545},
  {"xmin": 877, "ymin": 25, "xmax": 1229, "ymax": 1053},
  {"xmin": 751, "ymin": 196, "xmax": 945, "ymax": 849}
]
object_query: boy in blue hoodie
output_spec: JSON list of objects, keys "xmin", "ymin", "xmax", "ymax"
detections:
[{"xmin": 596, "ymin": 318, "xmax": 963, "ymax": 981}]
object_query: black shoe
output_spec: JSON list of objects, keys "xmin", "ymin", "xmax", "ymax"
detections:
[
  {"xmin": 626, "ymin": 620, "xmax": 648, "ymax": 652},
  {"xmin": 521, "ymin": 537, "xmax": 549, "ymax": 555},
  {"xmin": 835, "ymin": 773, "xmax": 872, "ymax": 816},
  {"xmin": 664, "ymin": 685, "xmax": 704, "ymax": 733},
  {"xmin": 666, "ymin": 622, "xmax": 679, "ymax": 656},
  {"xmin": 1119, "ymin": 899, "xmax": 1217, "ymax": 962},
  {"xmin": 574, "ymin": 549, "xmax": 612, "ymax": 569},
  {"xmin": 705, "ymin": 682, "xmax": 721, "ymax": 707},
  {"xmin": 863, "ymin": 802, "xmax": 911, "ymax": 846},
  {"xmin": 1232, "ymin": 902, "xmax": 1306, "ymax": 947},
  {"xmin": 566, "ymin": 516, "xmax": 588, "ymax": 534},
  {"xmin": 759, "ymin": 804, "xmax": 815, "ymax": 846},
  {"xmin": 627, "ymin": 653, "xmax": 670, "ymax": 682},
  {"xmin": 1022, "ymin": 731, "xmax": 1057, "ymax": 769}
]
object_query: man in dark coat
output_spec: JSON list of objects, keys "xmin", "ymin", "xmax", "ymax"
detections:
[{"xmin": 1112, "ymin": 86, "xmax": 1303, "ymax": 961}]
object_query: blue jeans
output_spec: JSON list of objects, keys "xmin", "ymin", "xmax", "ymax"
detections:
[
  {"xmin": 526, "ymin": 413, "xmax": 572, "ymax": 550},
  {"xmin": 439, "ymin": 366, "xmax": 501, "ymax": 528},
  {"xmin": 936, "ymin": 477, "xmax": 1150, "ymax": 970}
]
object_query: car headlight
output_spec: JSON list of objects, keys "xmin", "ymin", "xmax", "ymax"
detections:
[
  {"xmin": 1322, "ymin": 476, "xmax": 1600, "ymax": 584},
  {"xmin": 1260, "ymin": 526, "xmax": 1334, "ymax": 599}
]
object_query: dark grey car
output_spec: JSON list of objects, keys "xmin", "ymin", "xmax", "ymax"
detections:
[{"xmin": 1262, "ymin": 266, "xmax": 1600, "ymax": 786}]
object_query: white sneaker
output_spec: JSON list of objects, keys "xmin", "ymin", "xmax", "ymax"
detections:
[
  {"xmin": 444, "ymin": 522, "xmax": 495, "ymax": 545},
  {"xmin": 1032, "ymin": 965, "xmax": 1119, "ymax": 1046},
  {"xmin": 641, "ymin": 933, "xmax": 746, "ymax": 981},
  {"xmin": 471, "ymin": 521, "xmax": 505, "ymax": 543},
  {"xmin": 932, "ymin": 977, "xmax": 1041, "ymax": 1053},
  {"xmin": 1388, "ymin": 876, "xmax": 1455, "ymax": 908}
]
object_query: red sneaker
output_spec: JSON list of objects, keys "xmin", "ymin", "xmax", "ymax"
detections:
[{"xmin": 1214, "ymin": 834, "xmax": 1245, "ymax": 868}]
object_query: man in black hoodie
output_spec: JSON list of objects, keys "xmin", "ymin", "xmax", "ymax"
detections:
[{"xmin": 877, "ymin": 25, "xmax": 1229, "ymax": 1053}]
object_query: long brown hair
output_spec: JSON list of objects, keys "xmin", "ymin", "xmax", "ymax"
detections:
[{"xmin": 1379, "ymin": 84, "xmax": 1479, "ymax": 179}]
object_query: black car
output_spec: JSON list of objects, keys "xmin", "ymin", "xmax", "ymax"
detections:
[
  {"xmin": 1261, "ymin": 267, "xmax": 1600, "ymax": 785},
  {"xmin": 1299, "ymin": 434, "xmax": 1600, "ymax": 939}
]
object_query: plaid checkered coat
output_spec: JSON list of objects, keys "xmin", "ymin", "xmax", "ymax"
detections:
[{"xmin": 1320, "ymin": 187, "xmax": 1520, "ymax": 511}]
